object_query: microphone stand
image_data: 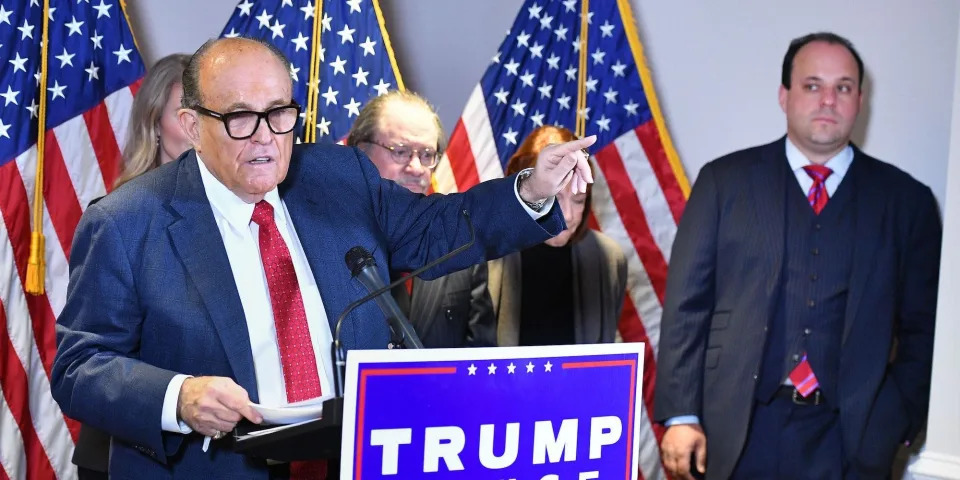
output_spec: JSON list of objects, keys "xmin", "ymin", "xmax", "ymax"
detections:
[{"xmin": 331, "ymin": 210, "xmax": 476, "ymax": 398}]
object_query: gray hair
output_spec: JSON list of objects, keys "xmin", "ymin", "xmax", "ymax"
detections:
[
  {"xmin": 181, "ymin": 37, "xmax": 293, "ymax": 108},
  {"xmin": 346, "ymin": 90, "xmax": 446, "ymax": 154}
]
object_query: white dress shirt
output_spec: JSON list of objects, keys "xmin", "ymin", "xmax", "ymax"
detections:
[{"xmin": 161, "ymin": 160, "xmax": 551, "ymax": 432}]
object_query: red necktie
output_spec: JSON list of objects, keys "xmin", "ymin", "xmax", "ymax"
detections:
[
  {"xmin": 803, "ymin": 165, "xmax": 833, "ymax": 215},
  {"xmin": 251, "ymin": 201, "xmax": 322, "ymax": 403},
  {"xmin": 788, "ymin": 354, "xmax": 819, "ymax": 397}
]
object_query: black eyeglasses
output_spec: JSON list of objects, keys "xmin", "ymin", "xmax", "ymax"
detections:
[
  {"xmin": 192, "ymin": 103, "xmax": 301, "ymax": 140},
  {"xmin": 365, "ymin": 140, "xmax": 440, "ymax": 169}
]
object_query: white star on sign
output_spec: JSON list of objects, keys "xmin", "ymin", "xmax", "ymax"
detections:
[
  {"xmin": 48, "ymin": 80, "xmax": 67, "ymax": 100},
  {"xmin": 564, "ymin": 66, "xmax": 577, "ymax": 81},
  {"xmin": 507, "ymin": 363, "xmax": 517, "ymax": 374},
  {"xmin": 510, "ymin": 98, "xmax": 526, "ymax": 116},
  {"xmin": 65, "ymin": 16, "xmax": 83, "ymax": 36},
  {"xmin": 346, "ymin": 0, "xmax": 362, "ymax": 13},
  {"xmin": 237, "ymin": 0, "xmax": 253, "ymax": 16},
  {"xmin": 359, "ymin": 36, "xmax": 377, "ymax": 56},
  {"xmin": 90, "ymin": 30, "xmax": 103, "ymax": 49},
  {"xmin": 539, "ymin": 14, "xmax": 553, "ymax": 30},
  {"xmin": 516, "ymin": 31, "xmax": 530, "ymax": 47},
  {"xmin": 600, "ymin": 20, "xmax": 615, "ymax": 37},
  {"xmin": 585, "ymin": 76, "xmax": 598, "ymax": 92},
  {"xmin": 47, "ymin": 6, "xmax": 55, "ymax": 21},
  {"xmin": 529, "ymin": 42, "xmax": 543, "ymax": 59},
  {"xmin": 9, "ymin": 53, "xmax": 28, "ymax": 73},
  {"xmin": 554, "ymin": 25, "xmax": 568, "ymax": 41},
  {"xmin": 344, "ymin": 97, "xmax": 361, "ymax": 117},
  {"xmin": 468, "ymin": 363, "xmax": 477, "ymax": 375},
  {"xmin": 26, "ymin": 98, "xmax": 38, "ymax": 118},
  {"xmin": 18, "ymin": 19, "xmax": 34, "ymax": 40},
  {"xmin": 493, "ymin": 87, "xmax": 509, "ymax": 105},
  {"xmin": 300, "ymin": 1, "xmax": 315, "ymax": 20},
  {"xmin": 281, "ymin": 0, "xmax": 293, "ymax": 7},
  {"xmin": 85, "ymin": 61, "xmax": 99, "ymax": 81},
  {"xmin": 321, "ymin": 86, "xmax": 338, "ymax": 105},
  {"xmin": 317, "ymin": 116, "xmax": 331, "ymax": 136},
  {"xmin": 94, "ymin": 0, "xmax": 111, "ymax": 18},
  {"xmin": 329, "ymin": 55, "xmax": 347, "ymax": 75},
  {"xmin": 503, "ymin": 59, "xmax": 520, "ymax": 76},
  {"xmin": 537, "ymin": 83, "xmax": 552, "ymax": 99},
  {"xmin": 527, "ymin": 3, "xmax": 542, "ymax": 18},
  {"xmin": 255, "ymin": 9, "xmax": 272, "ymax": 28},
  {"xmin": 321, "ymin": 12, "xmax": 332, "ymax": 31},
  {"xmin": 352, "ymin": 66, "xmax": 369, "ymax": 86},
  {"xmin": 0, "ymin": 5, "xmax": 12, "ymax": 25},
  {"xmin": 526, "ymin": 362, "xmax": 535, "ymax": 373},
  {"xmin": 603, "ymin": 87, "xmax": 618, "ymax": 104},
  {"xmin": 624, "ymin": 100, "xmax": 639, "ymax": 116},
  {"xmin": 56, "ymin": 47, "xmax": 75, "ymax": 67},
  {"xmin": 556, "ymin": 94, "xmax": 571, "ymax": 110},
  {"xmin": 591, "ymin": 48, "xmax": 606, "ymax": 65},
  {"xmin": 596, "ymin": 115, "xmax": 611, "ymax": 132},
  {"xmin": 269, "ymin": 19, "xmax": 285, "ymax": 39},
  {"xmin": 611, "ymin": 60, "xmax": 627, "ymax": 77},
  {"xmin": 502, "ymin": 128, "xmax": 518, "ymax": 145},
  {"xmin": 530, "ymin": 110, "xmax": 545, "ymax": 127},
  {"xmin": 289, "ymin": 63, "xmax": 300, "ymax": 82},
  {"xmin": 373, "ymin": 78, "xmax": 391, "ymax": 96},
  {"xmin": 544, "ymin": 361, "xmax": 553, "ymax": 372},
  {"xmin": 546, "ymin": 54, "xmax": 560, "ymax": 70},
  {"xmin": 224, "ymin": 28, "xmax": 239, "ymax": 38},
  {"xmin": 114, "ymin": 44, "xmax": 132, "ymax": 64},
  {"xmin": 0, "ymin": 119, "xmax": 10, "ymax": 139},
  {"xmin": 519, "ymin": 70, "xmax": 535, "ymax": 88},
  {"xmin": 291, "ymin": 31, "xmax": 309, "ymax": 51},
  {"xmin": 488, "ymin": 363, "xmax": 497, "ymax": 375},
  {"xmin": 337, "ymin": 24, "xmax": 355, "ymax": 44},
  {"xmin": 1, "ymin": 86, "xmax": 19, "ymax": 106}
]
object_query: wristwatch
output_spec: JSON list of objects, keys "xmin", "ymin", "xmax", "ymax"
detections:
[{"xmin": 517, "ymin": 169, "xmax": 547, "ymax": 212}]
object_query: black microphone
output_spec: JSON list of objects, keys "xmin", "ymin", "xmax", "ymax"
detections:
[
  {"xmin": 331, "ymin": 210, "xmax": 476, "ymax": 397},
  {"xmin": 344, "ymin": 246, "xmax": 424, "ymax": 350}
]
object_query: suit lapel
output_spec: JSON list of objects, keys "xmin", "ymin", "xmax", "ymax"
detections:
[
  {"xmin": 842, "ymin": 150, "xmax": 883, "ymax": 345},
  {"xmin": 748, "ymin": 138, "xmax": 789, "ymax": 299},
  {"xmin": 166, "ymin": 154, "xmax": 259, "ymax": 401}
]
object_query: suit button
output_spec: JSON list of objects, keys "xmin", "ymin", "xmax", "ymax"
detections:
[
  {"xmin": 753, "ymin": 374, "xmax": 758, "ymax": 380},
  {"xmin": 804, "ymin": 328, "xmax": 812, "ymax": 335},
  {"xmin": 811, "ymin": 248, "xmax": 820, "ymax": 255},
  {"xmin": 807, "ymin": 299, "xmax": 815, "ymax": 307},
  {"xmin": 792, "ymin": 354, "xmax": 800, "ymax": 361},
  {"xmin": 815, "ymin": 223, "xmax": 822, "ymax": 230},
  {"xmin": 810, "ymin": 273, "xmax": 818, "ymax": 281}
]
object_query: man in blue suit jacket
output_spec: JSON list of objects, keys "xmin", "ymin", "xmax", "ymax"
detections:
[
  {"xmin": 655, "ymin": 33, "xmax": 941, "ymax": 479},
  {"xmin": 51, "ymin": 37, "xmax": 596, "ymax": 479}
]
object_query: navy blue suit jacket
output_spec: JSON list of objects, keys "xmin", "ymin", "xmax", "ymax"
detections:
[
  {"xmin": 654, "ymin": 137, "xmax": 941, "ymax": 479},
  {"xmin": 51, "ymin": 144, "xmax": 563, "ymax": 479}
]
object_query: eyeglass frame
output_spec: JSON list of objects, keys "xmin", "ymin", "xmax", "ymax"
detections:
[
  {"xmin": 191, "ymin": 102, "xmax": 302, "ymax": 140},
  {"xmin": 363, "ymin": 139, "xmax": 441, "ymax": 169}
]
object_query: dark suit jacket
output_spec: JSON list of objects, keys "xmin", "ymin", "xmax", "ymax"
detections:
[
  {"xmin": 51, "ymin": 144, "xmax": 564, "ymax": 479},
  {"xmin": 654, "ymin": 137, "xmax": 941, "ymax": 479},
  {"xmin": 490, "ymin": 229, "xmax": 628, "ymax": 345},
  {"xmin": 394, "ymin": 263, "xmax": 497, "ymax": 348}
]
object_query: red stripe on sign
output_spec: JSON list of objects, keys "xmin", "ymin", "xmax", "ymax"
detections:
[
  {"xmin": 634, "ymin": 122, "xmax": 686, "ymax": 223},
  {"xmin": 128, "ymin": 78, "xmax": 143, "ymax": 97},
  {"xmin": 83, "ymin": 102, "xmax": 123, "ymax": 192},
  {"xmin": 41, "ymin": 132, "xmax": 83, "ymax": 259},
  {"xmin": 446, "ymin": 120, "xmax": 481, "ymax": 192},
  {"xmin": 593, "ymin": 143, "xmax": 668, "ymax": 303},
  {"xmin": 0, "ymin": 301, "xmax": 58, "ymax": 480},
  {"xmin": 0, "ymin": 160, "xmax": 81, "ymax": 442}
]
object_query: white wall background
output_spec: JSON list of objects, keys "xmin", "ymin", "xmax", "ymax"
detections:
[{"xmin": 126, "ymin": 0, "xmax": 957, "ymax": 207}]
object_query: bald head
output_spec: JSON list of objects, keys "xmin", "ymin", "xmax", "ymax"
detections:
[{"xmin": 181, "ymin": 37, "xmax": 292, "ymax": 109}]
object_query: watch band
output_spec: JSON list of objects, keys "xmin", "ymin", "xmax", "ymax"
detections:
[{"xmin": 517, "ymin": 169, "xmax": 547, "ymax": 212}]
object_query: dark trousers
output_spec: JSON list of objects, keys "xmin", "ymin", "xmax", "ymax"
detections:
[{"xmin": 731, "ymin": 393, "xmax": 846, "ymax": 480}]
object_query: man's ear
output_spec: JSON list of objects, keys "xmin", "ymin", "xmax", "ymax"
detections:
[{"xmin": 177, "ymin": 108, "xmax": 202, "ymax": 152}]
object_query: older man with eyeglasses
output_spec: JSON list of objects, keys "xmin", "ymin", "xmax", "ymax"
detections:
[
  {"xmin": 346, "ymin": 91, "xmax": 497, "ymax": 351},
  {"xmin": 51, "ymin": 37, "xmax": 595, "ymax": 479}
]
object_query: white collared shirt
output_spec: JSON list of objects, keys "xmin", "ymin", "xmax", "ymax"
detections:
[{"xmin": 785, "ymin": 137, "xmax": 854, "ymax": 196}]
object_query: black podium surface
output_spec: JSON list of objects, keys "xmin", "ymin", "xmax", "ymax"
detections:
[{"xmin": 230, "ymin": 397, "xmax": 344, "ymax": 461}]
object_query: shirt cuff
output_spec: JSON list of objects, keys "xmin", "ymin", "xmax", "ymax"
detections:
[
  {"xmin": 513, "ymin": 168, "xmax": 555, "ymax": 220},
  {"xmin": 664, "ymin": 415, "xmax": 700, "ymax": 427},
  {"xmin": 161, "ymin": 374, "xmax": 193, "ymax": 434}
]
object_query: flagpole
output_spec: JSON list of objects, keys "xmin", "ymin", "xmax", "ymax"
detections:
[
  {"xmin": 304, "ymin": 0, "xmax": 323, "ymax": 143},
  {"xmin": 26, "ymin": 0, "xmax": 52, "ymax": 295},
  {"xmin": 575, "ymin": 0, "xmax": 590, "ymax": 139},
  {"xmin": 372, "ymin": 0, "xmax": 404, "ymax": 92}
]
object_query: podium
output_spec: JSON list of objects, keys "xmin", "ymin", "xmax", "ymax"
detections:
[{"xmin": 230, "ymin": 397, "xmax": 344, "ymax": 461}]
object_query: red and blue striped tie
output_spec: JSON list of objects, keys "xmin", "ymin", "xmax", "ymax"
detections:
[{"xmin": 803, "ymin": 165, "xmax": 833, "ymax": 215}]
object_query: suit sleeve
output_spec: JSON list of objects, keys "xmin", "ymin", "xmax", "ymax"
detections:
[
  {"xmin": 465, "ymin": 263, "xmax": 497, "ymax": 347},
  {"xmin": 51, "ymin": 204, "xmax": 179, "ymax": 461},
  {"xmin": 654, "ymin": 162, "xmax": 721, "ymax": 422}
]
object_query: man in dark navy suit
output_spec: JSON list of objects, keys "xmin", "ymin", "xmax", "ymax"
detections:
[
  {"xmin": 51, "ymin": 37, "xmax": 595, "ymax": 479},
  {"xmin": 655, "ymin": 32, "xmax": 941, "ymax": 479}
]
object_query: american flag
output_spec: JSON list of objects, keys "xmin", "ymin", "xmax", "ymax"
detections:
[
  {"xmin": 0, "ymin": 0, "xmax": 144, "ymax": 478},
  {"xmin": 433, "ymin": 1, "xmax": 689, "ymax": 478},
  {"xmin": 220, "ymin": 0, "xmax": 402, "ymax": 142}
]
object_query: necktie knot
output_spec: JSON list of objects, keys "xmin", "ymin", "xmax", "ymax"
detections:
[
  {"xmin": 802, "ymin": 164, "xmax": 833, "ymax": 184},
  {"xmin": 251, "ymin": 200, "xmax": 274, "ymax": 227}
]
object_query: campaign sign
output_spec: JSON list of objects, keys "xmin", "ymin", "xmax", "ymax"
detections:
[{"xmin": 340, "ymin": 343, "xmax": 644, "ymax": 479}]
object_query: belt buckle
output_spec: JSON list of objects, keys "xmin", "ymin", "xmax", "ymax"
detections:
[{"xmin": 792, "ymin": 388, "xmax": 822, "ymax": 406}]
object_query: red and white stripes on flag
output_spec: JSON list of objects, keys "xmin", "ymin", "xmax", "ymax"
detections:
[
  {"xmin": 434, "ymin": 1, "xmax": 689, "ymax": 478},
  {"xmin": 0, "ymin": 76, "xmax": 141, "ymax": 480}
]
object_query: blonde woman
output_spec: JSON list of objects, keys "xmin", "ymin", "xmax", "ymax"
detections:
[
  {"xmin": 74, "ymin": 53, "xmax": 192, "ymax": 480},
  {"xmin": 114, "ymin": 53, "xmax": 192, "ymax": 188}
]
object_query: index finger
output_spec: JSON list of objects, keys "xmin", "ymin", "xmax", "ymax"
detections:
[{"xmin": 546, "ymin": 135, "xmax": 597, "ymax": 157}]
